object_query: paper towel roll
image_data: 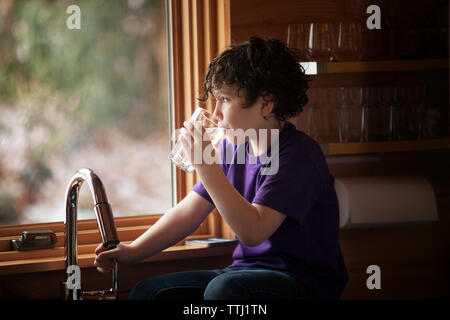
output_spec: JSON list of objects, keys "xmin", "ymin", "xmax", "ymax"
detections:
[{"xmin": 335, "ymin": 176, "xmax": 438, "ymax": 228}]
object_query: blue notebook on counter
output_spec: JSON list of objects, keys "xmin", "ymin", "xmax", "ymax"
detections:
[{"xmin": 184, "ymin": 238, "xmax": 238, "ymax": 248}]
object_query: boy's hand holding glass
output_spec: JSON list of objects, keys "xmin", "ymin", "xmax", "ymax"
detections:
[
  {"xmin": 169, "ymin": 107, "xmax": 224, "ymax": 172},
  {"xmin": 180, "ymin": 120, "xmax": 208, "ymax": 167}
]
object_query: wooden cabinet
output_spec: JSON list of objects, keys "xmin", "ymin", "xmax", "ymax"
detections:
[
  {"xmin": 229, "ymin": 0, "xmax": 450, "ymax": 299},
  {"xmin": 230, "ymin": 0, "xmax": 449, "ymax": 156}
]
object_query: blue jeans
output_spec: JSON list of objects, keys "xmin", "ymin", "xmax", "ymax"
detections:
[{"xmin": 128, "ymin": 267, "xmax": 313, "ymax": 300}]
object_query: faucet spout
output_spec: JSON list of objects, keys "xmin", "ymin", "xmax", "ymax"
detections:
[{"xmin": 63, "ymin": 168, "xmax": 120, "ymax": 300}]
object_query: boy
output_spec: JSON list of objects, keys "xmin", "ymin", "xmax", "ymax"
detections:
[{"xmin": 95, "ymin": 37, "xmax": 348, "ymax": 300}]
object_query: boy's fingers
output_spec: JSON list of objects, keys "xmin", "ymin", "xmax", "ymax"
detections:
[
  {"xmin": 95, "ymin": 243, "xmax": 106, "ymax": 255},
  {"xmin": 94, "ymin": 253, "xmax": 115, "ymax": 271},
  {"xmin": 193, "ymin": 121, "xmax": 203, "ymax": 136},
  {"xmin": 183, "ymin": 120, "xmax": 192, "ymax": 130},
  {"xmin": 98, "ymin": 247, "xmax": 118, "ymax": 261},
  {"xmin": 96, "ymin": 266, "xmax": 112, "ymax": 274}
]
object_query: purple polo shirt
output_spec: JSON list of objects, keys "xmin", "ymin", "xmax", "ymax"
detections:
[{"xmin": 192, "ymin": 121, "xmax": 348, "ymax": 299}]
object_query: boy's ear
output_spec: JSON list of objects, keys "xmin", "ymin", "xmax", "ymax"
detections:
[{"xmin": 261, "ymin": 94, "xmax": 275, "ymax": 117}]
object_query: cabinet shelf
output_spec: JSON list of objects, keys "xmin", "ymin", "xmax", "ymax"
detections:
[
  {"xmin": 321, "ymin": 138, "xmax": 450, "ymax": 155},
  {"xmin": 300, "ymin": 59, "xmax": 449, "ymax": 75}
]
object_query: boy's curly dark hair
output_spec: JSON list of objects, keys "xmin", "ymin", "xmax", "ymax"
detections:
[{"xmin": 199, "ymin": 37, "xmax": 311, "ymax": 121}]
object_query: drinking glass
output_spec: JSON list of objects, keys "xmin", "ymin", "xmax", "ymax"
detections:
[
  {"xmin": 307, "ymin": 23, "xmax": 334, "ymax": 61},
  {"xmin": 309, "ymin": 88, "xmax": 339, "ymax": 143},
  {"xmin": 366, "ymin": 86, "xmax": 395, "ymax": 141},
  {"xmin": 333, "ymin": 22, "xmax": 362, "ymax": 61},
  {"xmin": 422, "ymin": 107, "xmax": 441, "ymax": 139},
  {"xmin": 337, "ymin": 87, "xmax": 364, "ymax": 142},
  {"xmin": 287, "ymin": 23, "xmax": 309, "ymax": 61},
  {"xmin": 361, "ymin": 87, "xmax": 377, "ymax": 141},
  {"xmin": 298, "ymin": 88, "xmax": 316, "ymax": 135},
  {"xmin": 168, "ymin": 107, "xmax": 224, "ymax": 173},
  {"xmin": 395, "ymin": 85, "xmax": 427, "ymax": 140}
]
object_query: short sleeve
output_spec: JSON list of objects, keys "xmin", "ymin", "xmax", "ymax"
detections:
[
  {"xmin": 252, "ymin": 153, "xmax": 326, "ymax": 224},
  {"xmin": 192, "ymin": 181, "xmax": 214, "ymax": 205}
]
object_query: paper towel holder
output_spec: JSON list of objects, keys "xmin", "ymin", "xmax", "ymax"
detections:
[{"xmin": 335, "ymin": 176, "xmax": 439, "ymax": 228}]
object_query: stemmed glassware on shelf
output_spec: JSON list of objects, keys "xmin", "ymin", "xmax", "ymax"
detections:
[
  {"xmin": 287, "ymin": 21, "xmax": 363, "ymax": 61},
  {"xmin": 287, "ymin": 9, "xmax": 448, "ymax": 62},
  {"xmin": 333, "ymin": 22, "xmax": 363, "ymax": 61},
  {"xmin": 286, "ymin": 23, "xmax": 309, "ymax": 61},
  {"xmin": 307, "ymin": 22, "xmax": 335, "ymax": 61}
]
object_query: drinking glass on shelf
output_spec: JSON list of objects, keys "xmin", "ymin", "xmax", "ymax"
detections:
[
  {"xmin": 309, "ymin": 87, "xmax": 339, "ymax": 143},
  {"xmin": 337, "ymin": 87, "xmax": 364, "ymax": 142},
  {"xmin": 365, "ymin": 86, "xmax": 396, "ymax": 141},
  {"xmin": 394, "ymin": 86, "xmax": 409, "ymax": 140},
  {"xmin": 361, "ymin": 86, "xmax": 378, "ymax": 141},
  {"xmin": 168, "ymin": 107, "xmax": 224, "ymax": 173},
  {"xmin": 332, "ymin": 22, "xmax": 363, "ymax": 61},
  {"xmin": 297, "ymin": 90, "xmax": 315, "ymax": 135},
  {"xmin": 390, "ymin": 86, "xmax": 402, "ymax": 141},
  {"xmin": 395, "ymin": 85, "xmax": 427, "ymax": 140},
  {"xmin": 295, "ymin": 104, "xmax": 313, "ymax": 135},
  {"xmin": 287, "ymin": 23, "xmax": 309, "ymax": 61},
  {"xmin": 422, "ymin": 107, "xmax": 441, "ymax": 139},
  {"xmin": 307, "ymin": 22, "xmax": 335, "ymax": 61},
  {"xmin": 379, "ymin": 86, "xmax": 396, "ymax": 141}
]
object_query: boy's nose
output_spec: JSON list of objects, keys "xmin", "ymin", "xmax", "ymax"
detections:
[{"xmin": 213, "ymin": 103, "xmax": 222, "ymax": 121}]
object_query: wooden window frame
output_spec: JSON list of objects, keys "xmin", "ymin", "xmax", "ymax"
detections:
[{"xmin": 0, "ymin": 0, "xmax": 232, "ymax": 276}]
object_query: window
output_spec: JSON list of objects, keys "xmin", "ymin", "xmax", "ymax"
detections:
[{"xmin": 0, "ymin": 0, "xmax": 171, "ymax": 225}]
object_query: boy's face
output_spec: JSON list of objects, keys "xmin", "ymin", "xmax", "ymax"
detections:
[{"xmin": 211, "ymin": 83, "xmax": 265, "ymax": 134}]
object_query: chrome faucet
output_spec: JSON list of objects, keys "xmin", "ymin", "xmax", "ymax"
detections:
[{"xmin": 62, "ymin": 168, "xmax": 120, "ymax": 300}]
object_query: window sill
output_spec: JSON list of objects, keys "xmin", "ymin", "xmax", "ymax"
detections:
[
  {"xmin": 0, "ymin": 214, "xmax": 225, "ymax": 276},
  {"xmin": 0, "ymin": 242, "xmax": 236, "ymax": 276}
]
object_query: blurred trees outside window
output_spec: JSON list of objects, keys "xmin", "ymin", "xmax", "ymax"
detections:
[{"xmin": 0, "ymin": 0, "xmax": 171, "ymax": 224}]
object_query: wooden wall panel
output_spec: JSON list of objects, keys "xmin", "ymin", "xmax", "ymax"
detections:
[
  {"xmin": 170, "ymin": 0, "xmax": 231, "ymax": 237},
  {"xmin": 171, "ymin": 0, "xmax": 231, "ymax": 203}
]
